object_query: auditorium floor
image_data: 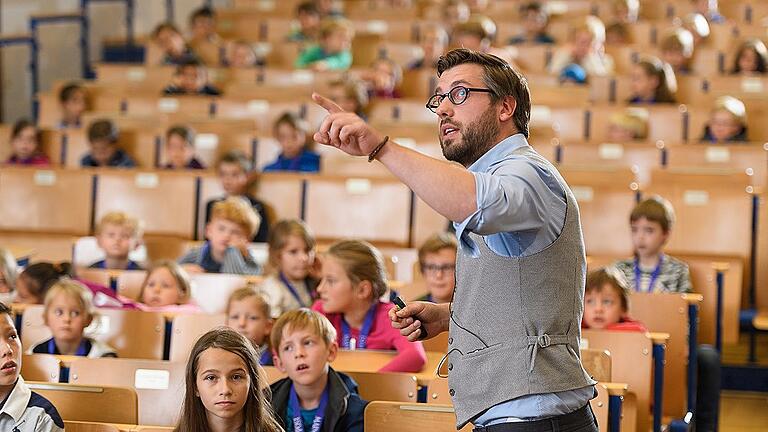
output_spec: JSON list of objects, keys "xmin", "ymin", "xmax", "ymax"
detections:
[{"xmin": 720, "ymin": 391, "xmax": 768, "ymax": 431}]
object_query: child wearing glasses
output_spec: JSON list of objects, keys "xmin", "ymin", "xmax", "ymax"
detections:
[{"xmin": 416, "ymin": 233, "xmax": 457, "ymax": 304}]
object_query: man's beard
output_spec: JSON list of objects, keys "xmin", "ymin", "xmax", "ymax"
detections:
[{"xmin": 440, "ymin": 105, "xmax": 500, "ymax": 167}]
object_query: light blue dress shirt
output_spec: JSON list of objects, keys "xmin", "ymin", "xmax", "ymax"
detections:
[{"xmin": 453, "ymin": 134, "xmax": 594, "ymax": 425}]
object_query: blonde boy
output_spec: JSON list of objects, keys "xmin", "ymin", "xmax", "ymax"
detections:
[
  {"xmin": 270, "ymin": 309, "xmax": 366, "ymax": 432},
  {"xmin": 89, "ymin": 212, "xmax": 143, "ymax": 270},
  {"xmin": 179, "ymin": 197, "xmax": 262, "ymax": 275}
]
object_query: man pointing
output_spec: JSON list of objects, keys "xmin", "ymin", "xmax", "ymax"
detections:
[{"xmin": 313, "ymin": 49, "xmax": 597, "ymax": 432}]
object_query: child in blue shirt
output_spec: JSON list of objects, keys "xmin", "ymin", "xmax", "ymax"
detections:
[
  {"xmin": 264, "ymin": 112, "xmax": 320, "ymax": 173},
  {"xmin": 88, "ymin": 211, "xmax": 144, "ymax": 270},
  {"xmin": 80, "ymin": 119, "xmax": 136, "ymax": 168}
]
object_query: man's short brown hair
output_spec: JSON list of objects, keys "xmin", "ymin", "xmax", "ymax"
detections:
[
  {"xmin": 436, "ymin": 49, "xmax": 531, "ymax": 138},
  {"xmin": 630, "ymin": 195, "xmax": 676, "ymax": 233}
]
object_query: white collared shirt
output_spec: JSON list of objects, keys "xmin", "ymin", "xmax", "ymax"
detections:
[{"xmin": 0, "ymin": 376, "xmax": 64, "ymax": 432}]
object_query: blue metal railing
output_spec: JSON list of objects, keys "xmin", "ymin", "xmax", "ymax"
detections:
[{"xmin": 652, "ymin": 341, "xmax": 666, "ymax": 432}]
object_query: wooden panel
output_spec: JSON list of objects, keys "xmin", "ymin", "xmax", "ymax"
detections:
[
  {"xmin": 344, "ymin": 371, "xmax": 418, "ymax": 402},
  {"xmin": 0, "ymin": 168, "xmax": 92, "ymax": 235},
  {"xmin": 630, "ymin": 292, "xmax": 690, "ymax": 418},
  {"xmin": 95, "ymin": 170, "xmax": 197, "ymax": 238},
  {"xmin": 758, "ymin": 193, "xmax": 768, "ymax": 309},
  {"xmin": 665, "ymin": 143, "xmax": 768, "ymax": 187},
  {"xmin": 645, "ymin": 169, "xmax": 753, "ymax": 258},
  {"xmin": 558, "ymin": 142, "xmax": 662, "ymax": 186},
  {"xmin": 21, "ymin": 354, "xmax": 61, "ymax": 382},
  {"xmin": 582, "ymin": 330, "xmax": 654, "ymax": 432},
  {"xmin": 70, "ymin": 358, "xmax": 185, "ymax": 426},
  {"xmin": 364, "ymin": 401, "xmax": 473, "ymax": 432},
  {"xmin": 28, "ymin": 382, "xmax": 138, "ymax": 424},
  {"xmin": 305, "ymin": 176, "xmax": 412, "ymax": 245},
  {"xmin": 560, "ymin": 166, "xmax": 639, "ymax": 256},
  {"xmin": 168, "ymin": 313, "xmax": 227, "ymax": 363}
]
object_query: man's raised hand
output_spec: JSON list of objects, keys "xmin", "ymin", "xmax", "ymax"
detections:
[{"xmin": 312, "ymin": 92, "xmax": 385, "ymax": 157}]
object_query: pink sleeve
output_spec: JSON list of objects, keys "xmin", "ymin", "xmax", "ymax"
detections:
[
  {"xmin": 311, "ymin": 299, "xmax": 324, "ymax": 313},
  {"xmin": 378, "ymin": 303, "xmax": 427, "ymax": 373}
]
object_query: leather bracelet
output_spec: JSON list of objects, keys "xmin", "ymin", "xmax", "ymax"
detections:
[{"xmin": 367, "ymin": 135, "xmax": 390, "ymax": 162}]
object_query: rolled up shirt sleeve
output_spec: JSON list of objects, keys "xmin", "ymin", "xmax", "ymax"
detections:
[{"xmin": 455, "ymin": 157, "xmax": 566, "ymax": 257}]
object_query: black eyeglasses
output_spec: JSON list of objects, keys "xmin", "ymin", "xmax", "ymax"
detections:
[{"xmin": 426, "ymin": 86, "xmax": 495, "ymax": 113}]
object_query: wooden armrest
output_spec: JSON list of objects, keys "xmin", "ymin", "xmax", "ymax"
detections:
[
  {"xmin": 753, "ymin": 311, "xmax": 768, "ymax": 331},
  {"xmin": 601, "ymin": 382, "xmax": 629, "ymax": 397},
  {"xmin": 682, "ymin": 293, "xmax": 703, "ymax": 304},
  {"xmin": 711, "ymin": 262, "xmax": 730, "ymax": 272},
  {"xmin": 648, "ymin": 332, "xmax": 670, "ymax": 344},
  {"xmin": 30, "ymin": 12, "xmax": 83, "ymax": 20}
]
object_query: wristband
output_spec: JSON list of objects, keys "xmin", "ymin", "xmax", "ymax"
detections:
[{"xmin": 367, "ymin": 135, "xmax": 390, "ymax": 162}]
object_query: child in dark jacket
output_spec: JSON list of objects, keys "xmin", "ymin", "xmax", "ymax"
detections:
[{"xmin": 270, "ymin": 308, "xmax": 366, "ymax": 432}]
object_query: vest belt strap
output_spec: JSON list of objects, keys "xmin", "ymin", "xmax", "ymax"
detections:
[{"xmin": 526, "ymin": 334, "xmax": 571, "ymax": 372}]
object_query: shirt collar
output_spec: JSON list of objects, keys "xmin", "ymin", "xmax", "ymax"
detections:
[
  {"xmin": 467, "ymin": 134, "xmax": 529, "ymax": 174},
  {"xmin": 0, "ymin": 376, "xmax": 30, "ymax": 423}
]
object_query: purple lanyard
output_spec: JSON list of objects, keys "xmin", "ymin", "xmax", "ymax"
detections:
[
  {"xmin": 340, "ymin": 303, "xmax": 378, "ymax": 350},
  {"xmin": 289, "ymin": 383, "xmax": 329, "ymax": 432},
  {"xmin": 634, "ymin": 255, "xmax": 664, "ymax": 292},
  {"xmin": 48, "ymin": 338, "xmax": 88, "ymax": 356},
  {"xmin": 279, "ymin": 273, "xmax": 311, "ymax": 308}
]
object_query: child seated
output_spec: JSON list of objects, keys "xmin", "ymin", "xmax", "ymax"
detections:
[
  {"xmin": 731, "ymin": 39, "xmax": 768, "ymax": 75},
  {"xmin": 205, "ymin": 151, "xmax": 270, "ymax": 242},
  {"xmin": 549, "ymin": 16, "xmax": 614, "ymax": 80},
  {"xmin": 0, "ymin": 249, "xmax": 17, "ymax": 305},
  {"xmin": 362, "ymin": 58, "xmax": 402, "ymax": 100},
  {"xmin": 415, "ymin": 233, "xmax": 456, "ymax": 304},
  {"xmin": 162, "ymin": 60, "xmax": 222, "ymax": 96},
  {"xmin": 660, "ymin": 28, "xmax": 694, "ymax": 75},
  {"xmin": 683, "ymin": 13, "xmax": 710, "ymax": 47},
  {"xmin": 270, "ymin": 309, "xmax": 367, "ymax": 432},
  {"xmin": 261, "ymin": 220, "xmax": 319, "ymax": 316},
  {"xmin": 15, "ymin": 262, "xmax": 72, "ymax": 304},
  {"xmin": 606, "ymin": 110, "xmax": 648, "ymax": 142},
  {"xmin": 312, "ymin": 240, "xmax": 427, "ymax": 372},
  {"xmin": 164, "ymin": 125, "xmax": 205, "ymax": 170},
  {"xmin": 327, "ymin": 78, "xmax": 369, "ymax": 120},
  {"xmin": 226, "ymin": 288, "xmax": 274, "ymax": 365},
  {"xmin": 582, "ymin": 267, "xmax": 647, "ymax": 332},
  {"xmin": 0, "ymin": 302, "xmax": 64, "ymax": 431},
  {"xmin": 295, "ymin": 19, "xmax": 353, "ymax": 71},
  {"xmin": 151, "ymin": 22, "xmax": 200, "ymax": 65},
  {"xmin": 29, "ymin": 279, "xmax": 117, "ymax": 357},
  {"xmin": 58, "ymin": 82, "xmax": 87, "ymax": 129},
  {"xmin": 188, "ymin": 6, "xmax": 221, "ymax": 47},
  {"xmin": 407, "ymin": 24, "xmax": 449, "ymax": 70},
  {"xmin": 89, "ymin": 212, "xmax": 144, "ymax": 270},
  {"xmin": 137, "ymin": 261, "xmax": 200, "ymax": 313},
  {"xmin": 628, "ymin": 57, "xmax": 677, "ymax": 104},
  {"xmin": 691, "ymin": 0, "xmax": 725, "ymax": 24},
  {"xmin": 6, "ymin": 119, "xmax": 49, "ymax": 166},
  {"xmin": 453, "ymin": 15, "xmax": 496, "ymax": 53},
  {"xmin": 80, "ymin": 119, "xmax": 136, "ymax": 168},
  {"xmin": 226, "ymin": 40, "xmax": 259, "ymax": 68},
  {"xmin": 700, "ymin": 95, "xmax": 748, "ymax": 143},
  {"xmin": 264, "ymin": 113, "xmax": 321, "ymax": 173},
  {"xmin": 612, "ymin": 196, "xmax": 692, "ymax": 293},
  {"xmin": 173, "ymin": 328, "xmax": 282, "ymax": 432},
  {"xmin": 180, "ymin": 197, "xmax": 262, "ymax": 275},
  {"xmin": 287, "ymin": 1, "xmax": 321, "ymax": 42},
  {"xmin": 509, "ymin": 1, "xmax": 556, "ymax": 45}
]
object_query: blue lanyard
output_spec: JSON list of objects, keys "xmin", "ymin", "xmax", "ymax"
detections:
[
  {"xmin": 259, "ymin": 347, "xmax": 272, "ymax": 365},
  {"xmin": 48, "ymin": 338, "xmax": 88, "ymax": 356},
  {"xmin": 634, "ymin": 255, "xmax": 664, "ymax": 292},
  {"xmin": 340, "ymin": 303, "xmax": 377, "ymax": 350},
  {"xmin": 279, "ymin": 273, "xmax": 312, "ymax": 308},
  {"xmin": 289, "ymin": 383, "xmax": 329, "ymax": 432}
]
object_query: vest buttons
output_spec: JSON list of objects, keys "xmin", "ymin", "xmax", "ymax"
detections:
[
  {"xmin": 448, "ymin": 363, "xmax": 453, "ymax": 371},
  {"xmin": 448, "ymin": 337, "xmax": 453, "ymax": 344},
  {"xmin": 449, "ymin": 388, "xmax": 455, "ymax": 396}
]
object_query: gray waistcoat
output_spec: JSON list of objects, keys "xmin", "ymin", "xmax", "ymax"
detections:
[{"xmin": 448, "ymin": 146, "xmax": 596, "ymax": 427}]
